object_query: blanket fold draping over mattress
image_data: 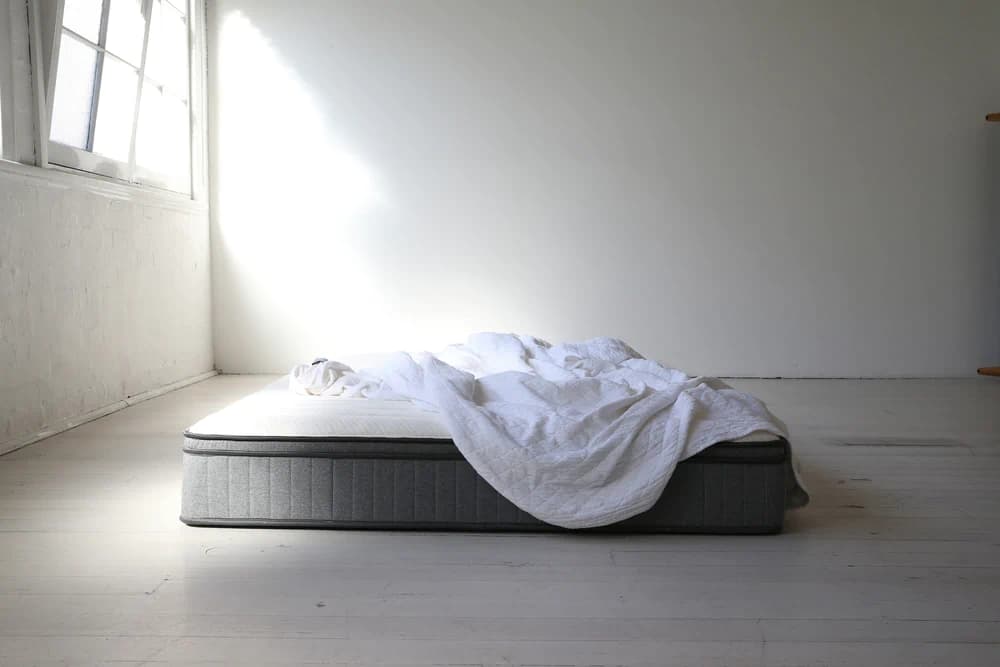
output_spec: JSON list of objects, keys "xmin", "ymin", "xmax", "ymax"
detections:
[{"xmin": 290, "ymin": 333, "xmax": 805, "ymax": 529}]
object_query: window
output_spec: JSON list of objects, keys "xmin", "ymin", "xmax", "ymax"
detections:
[{"xmin": 48, "ymin": 0, "xmax": 192, "ymax": 192}]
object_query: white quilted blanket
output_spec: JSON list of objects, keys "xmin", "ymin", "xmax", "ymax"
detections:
[{"xmin": 292, "ymin": 333, "xmax": 791, "ymax": 529}]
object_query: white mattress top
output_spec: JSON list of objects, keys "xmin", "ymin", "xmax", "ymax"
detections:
[
  {"xmin": 187, "ymin": 376, "xmax": 778, "ymax": 442},
  {"xmin": 187, "ymin": 378, "xmax": 453, "ymax": 440}
]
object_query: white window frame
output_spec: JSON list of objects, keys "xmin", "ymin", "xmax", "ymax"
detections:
[
  {"xmin": 0, "ymin": 0, "xmax": 207, "ymax": 201},
  {"xmin": 45, "ymin": 0, "xmax": 205, "ymax": 196},
  {"xmin": 47, "ymin": 0, "xmax": 140, "ymax": 184}
]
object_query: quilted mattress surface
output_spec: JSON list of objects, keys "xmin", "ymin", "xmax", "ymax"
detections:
[{"xmin": 181, "ymin": 378, "xmax": 791, "ymax": 532}]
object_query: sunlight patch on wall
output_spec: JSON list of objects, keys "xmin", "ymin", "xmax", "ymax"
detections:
[{"xmin": 213, "ymin": 11, "xmax": 400, "ymax": 363}]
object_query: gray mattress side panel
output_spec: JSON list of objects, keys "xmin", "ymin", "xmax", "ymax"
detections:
[
  {"xmin": 182, "ymin": 454, "xmax": 539, "ymax": 526},
  {"xmin": 181, "ymin": 453, "xmax": 785, "ymax": 533}
]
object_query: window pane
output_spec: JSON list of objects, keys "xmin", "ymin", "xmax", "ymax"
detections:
[
  {"xmin": 135, "ymin": 81, "xmax": 162, "ymax": 169},
  {"xmin": 146, "ymin": 0, "xmax": 189, "ymax": 98},
  {"xmin": 105, "ymin": 0, "xmax": 146, "ymax": 66},
  {"xmin": 136, "ymin": 84, "xmax": 189, "ymax": 188},
  {"xmin": 91, "ymin": 57, "xmax": 138, "ymax": 162},
  {"xmin": 61, "ymin": 0, "xmax": 103, "ymax": 43},
  {"xmin": 50, "ymin": 34, "xmax": 98, "ymax": 149},
  {"xmin": 162, "ymin": 94, "xmax": 191, "ymax": 188}
]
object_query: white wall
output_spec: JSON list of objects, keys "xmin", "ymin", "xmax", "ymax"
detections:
[
  {"xmin": 208, "ymin": 0, "xmax": 1000, "ymax": 377},
  {"xmin": 0, "ymin": 166, "xmax": 213, "ymax": 452}
]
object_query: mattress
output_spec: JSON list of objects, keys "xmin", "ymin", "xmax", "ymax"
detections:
[{"xmin": 181, "ymin": 379, "xmax": 792, "ymax": 533}]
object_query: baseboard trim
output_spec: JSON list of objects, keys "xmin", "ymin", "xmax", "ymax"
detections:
[{"xmin": 0, "ymin": 370, "xmax": 218, "ymax": 456}]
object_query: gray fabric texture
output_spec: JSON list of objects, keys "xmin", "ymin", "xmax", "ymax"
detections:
[{"xmin": 180, "ymin": 439, "xmax": 788, "ymax": 533}]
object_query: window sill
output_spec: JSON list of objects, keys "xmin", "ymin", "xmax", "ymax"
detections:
[{"xmin": 0, "ymin": 158, "xmax": 208, "ymax": 214}]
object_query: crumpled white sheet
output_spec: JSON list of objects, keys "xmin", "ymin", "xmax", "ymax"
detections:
[
  {"xmin": 291, "ymin": 333, "xmax": 800, "ymax": 528},
  {"xmin": 289, "ymin": 358, "xmax": 376, "ymax": 397}
]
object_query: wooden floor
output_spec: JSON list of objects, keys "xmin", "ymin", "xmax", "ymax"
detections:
[{"xmin": 1, "ymin": 375, "xmax": 999, "ymax": 666}]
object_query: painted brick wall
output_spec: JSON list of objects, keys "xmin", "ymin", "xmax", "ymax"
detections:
[{"xmin": 0, "ymin": 166, "xmax": 212, "ymax": 451}]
